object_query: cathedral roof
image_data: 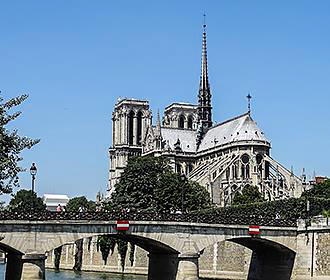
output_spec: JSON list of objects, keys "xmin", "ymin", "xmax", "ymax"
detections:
[
  {"xmin": 197, "ymin": 112, "xmax": 270, "ymax": 152},
  {"xmin": 161, "ymin": 127, "xmax": 197, "ymax": 153}
]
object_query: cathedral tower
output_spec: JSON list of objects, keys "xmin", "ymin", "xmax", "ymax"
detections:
[
  {"xmin": 108, "ymin": 99, "xmax": 152, "ymax": 193},
  {"xmin": 197, "ymin": 23, "xmax": 213, "ymax": 129}
]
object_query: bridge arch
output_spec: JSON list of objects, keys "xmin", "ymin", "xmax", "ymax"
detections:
[
  {"xmin": 48, "ymin": 232, "xmax": 179, "ymax": 255},
  {"xmin": 229, "ymin": 237, "xmax": 296, "ymax": 280},
  {"xmin": 0, "ymin": 242, "xmax": 24, "ymax": 256}
]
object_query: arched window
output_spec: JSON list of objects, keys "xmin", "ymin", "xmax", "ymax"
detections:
[
  {"xmin": 187, "ymin": 116, "xmax": 193, "ymax": 129},
  {"xmin": 178, "ymin": 115, "xmax": 185, "ymax": 128},
  {"xmin": 137, "ymin": 111, "xmax": 143, "ymax": 146},
  {"xmin": 241, "ymin": 165, "xmax": 245, "ymax": 179},
  {"xmin": 246, "ymin": 164, "xmax": 250, "ymax": 178},
  {"xmin": 256, "ymin": 154, "xmax": 263, "ymax": 165},
  {"xmin": 128, "ymin": 111, "xmax": 134, "ymax": 145},
  {"xmin": 176, "ymin": 164, "xmax": 182, "ymax": 174},
  {"xmin": 241, "ymin": 154, "xmax": 250, "ymax": 164},
  {"xmin": 265, "ymin": 161, "xmax": 270, "ymax": 179},
  {"xmin": 233, "ymin": 161, "xmax": 238, "ymax": 179}
]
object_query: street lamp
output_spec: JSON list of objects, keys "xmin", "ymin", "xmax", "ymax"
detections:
[
  {"xmin": 30, "ymin": 163, "xmax": 37, "ymax": 194},
  {"xmin": 180, "ymin": 174, "xmax": 186, "ymax": 213}
]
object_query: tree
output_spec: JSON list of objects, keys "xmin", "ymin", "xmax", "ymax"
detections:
[
  {"xmin": 109, "ymin": 156, "xmax": 212, "ymax": 213},
  {"xmin": 9, "ymin": 189, "xmax": 46, "ymax": 211},
  {"xmin": 0, "ymin": 94, "xmax": 40, "ymax": 194},
  {"xmin": 232, "ymin": 185, "xmax": 266, "ymax": 206},
  {"xmin": 66, "ymin": 196, "xmax": 95, "ymax": 212},
  {"xmin": 301, "ymin": 180, "xmax": 330, "ymax": 199}
]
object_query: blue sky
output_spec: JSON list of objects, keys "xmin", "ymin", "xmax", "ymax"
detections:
[{"xmin": 1, "ymin": 1, "xmax": 329, "ymax": 202}]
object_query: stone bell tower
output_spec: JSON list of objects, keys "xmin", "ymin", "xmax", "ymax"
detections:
[{"xmin": 108, "ymin": 99, "xmax": 152, "ymax": 194}]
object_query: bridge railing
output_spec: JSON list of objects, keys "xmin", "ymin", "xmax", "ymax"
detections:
[
  {"xmin": 0, "ymin": 210, "xmax": 296, "ymax": 226},
  {"xmin": 1, "ymin": 197, "xmax": 329, "ymax": 227}
]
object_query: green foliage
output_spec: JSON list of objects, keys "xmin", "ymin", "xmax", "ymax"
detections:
[
  {"xmin": 0, "ymin": 94, "xmax": 40, "ymax": 194},
  {"xmin": 96, "ymin": 235, "xmax": 116, "ymax": 265},
  {"xmin": 96, "ymin": 235, "xmax": 129, "ymax": 271},
  {"xmin": 117, "ymin": 239, "xmax": 128, "ymax": 272},
  {"xmin": 66, "ymin": 196, "xmax": 95, "ymax": 212},
  {"xmin": 9, "ymin": 189, "xmax": 46, "ymax": 212},
  {"xmin": 54, "ymin": 246, "xmax": 62, "ymax": 271},
  {"xmin": 232, "ymin": 185, "xmax": 266, "ymax": 206},
  {"xmin": 109, "ymin": 156, "xmax": 212, "ymax": 213},
  {"xmin": 129, "ymin": 242, "xmax": 135, "ymax": 266},
  {"xmin": 95, "ymin": 235, "xmax": 130, "ymax": 271},
  {"xmin": 199, "ymin": 197, "xmax": 309, "ymax": 224},
  {"xmin": 301, "ymin": 180, "xmax": 330, "ymax": 199},
  {"xmin": 73, "ymin": 239, "xmax": 83, "ymax": 271},
  {"xmin": 322, "ymin": 209, "xmax": 330, "ymax": 218}
]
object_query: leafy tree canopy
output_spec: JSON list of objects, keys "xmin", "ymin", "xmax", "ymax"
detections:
[
  {"xmin": 66, "ymin": 196, "xmax": 96, "ymax": 212},
  {"xmin": 0, "ymin": 94, "xmax": 40, "ymax": 194},
  {"xmin": 301, "ymin": 180, "xmax": 330, "ymax": 199},
  {"xmin": 9, "ymin": 189, "xmax": 46, "ymax": 212},
  {"xmin": 108, "ymin": 156, "xmax": 212, "ymax": 213},
  {"xmin": 232, "ymin": 185, "xmax": 266, "ymax": 206}
]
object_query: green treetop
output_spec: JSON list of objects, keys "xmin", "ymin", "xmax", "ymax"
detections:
[
  {"xmin": 66, "ymin": 196, "xmax": 96, "ymax": 212},
  {"xmin": 0, "ymin": 94, "xmax": 40, "ymax": 195},
  {"xmin": 232, "ymin": 185, "xmax": 266, "ymax": 206},
  {"xmin": 9, "ymin": 189, "xmax": 46, "ymax": 212},
  {"xmin": 109, "ymin": 156, "xmax": 212, "ymax": 213},
  {"xmin": 301, "ymin": 180, "xmax": 330, "ymax": 199}
]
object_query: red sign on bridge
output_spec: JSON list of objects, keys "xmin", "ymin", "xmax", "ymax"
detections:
[
  {"xmin": 248, "ymin": 225, "xmax": 260, "ymax": 235},
  {"xmin": 116, "ymin": 220, "xmax": 129, "ymax": 231}
]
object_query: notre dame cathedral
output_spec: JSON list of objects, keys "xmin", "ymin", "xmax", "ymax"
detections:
[{"xmin": 108, "ymin": 24, "xmax": 308, "ymax": 206}]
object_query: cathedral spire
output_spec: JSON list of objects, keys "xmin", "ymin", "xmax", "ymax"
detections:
[{"xmin": 198, "ymin": 15, "xmax": 213, "ymax": 129}]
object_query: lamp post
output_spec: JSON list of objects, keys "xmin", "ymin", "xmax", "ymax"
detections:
[
  {"xmin": 30, "ymin": 163, "xmax": 37, "ymax": 210},
  {"xmin": 180, "ymin": 174, "xmax": 186, "ymax": 213}
]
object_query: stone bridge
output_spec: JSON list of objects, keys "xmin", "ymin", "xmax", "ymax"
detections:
[{"xmin": 0, "ymin": 211, "xmax": 319, "ymax": 280}]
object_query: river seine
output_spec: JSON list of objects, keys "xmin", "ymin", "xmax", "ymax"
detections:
[{"xmin": 0, "ymin": 264, "xmax": 147, "ymax": 280}]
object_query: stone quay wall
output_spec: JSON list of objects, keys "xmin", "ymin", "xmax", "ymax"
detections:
[{"xmin": 45, "ymin": 238, "xmax": 252, "ymax": 279}]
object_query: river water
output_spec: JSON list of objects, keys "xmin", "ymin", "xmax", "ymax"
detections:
[{"xmin": 0, "ymin": 264, "xmax": 147, "ymax": 280}]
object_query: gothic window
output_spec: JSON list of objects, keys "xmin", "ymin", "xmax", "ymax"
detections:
[
  {"xmin": 256, "ymin": 154, "xmax": 263, "ymax": 165},
  {"xmin": 241, "ymin": 165, "xmax": 245, "ymax": 179},
  {"xmin": 176, "ymin": 164, "xmax": 182, "ymax": 174},
  {"xmin": 128, "ymin": 111, "xmax": 134, "ymax": 145},
  {"xmin": 187, "ymin": 116, "xmax": 193, "ymax": 129},
  {"xmin": 137, "ymin": 111, "xmax": 143, "ymax": 146},
  {"xmin": 179, "ymin": 115, "xmax": 185, "ymax": 129},
  {"xmin": 265, "ymin": 161, "xmax": 270, "ymax": 179},
  {"xmin": 279, "ymin": 177, "xmax": 284, "ymax": 187},
  {"xmin": 246, "ymin": 164, "xmax": 250, "ymax": 178},
  {"xmin": 241, "ymin": 154, "xmax": 250, "ymax": 179},
  {"xmin": 241, "ymin": 154, "xmax": 250, "ymax": 164},
  {"xmin": 188, "ymin": 164, "xmax": 193, "ymax": 174}
]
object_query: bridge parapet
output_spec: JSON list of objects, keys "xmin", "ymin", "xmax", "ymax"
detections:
[
  {"xmin": 0, "ymin": 210, "xmax": 296, "ymax": 227},
  {"xmin": 4, "ymin": 197, "xmax": 327, "ymax": 227}
]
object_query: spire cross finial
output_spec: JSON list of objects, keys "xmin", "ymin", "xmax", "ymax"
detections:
[
  {"xmin": 203, "ymin": 13, "xmax": 206, "ymax": 29},
  {"xmin": 246, "ymin": 93, "xmax": 252, "ymax": 113}
]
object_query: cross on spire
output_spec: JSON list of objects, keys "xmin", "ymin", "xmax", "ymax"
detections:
[
  {"xmin": 246, "ymin": 93, "xmax": 252, "ymax": 113},
  {"xmin": 203, "ymin": 13, "xmax": 206, "ymax": 29}
]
